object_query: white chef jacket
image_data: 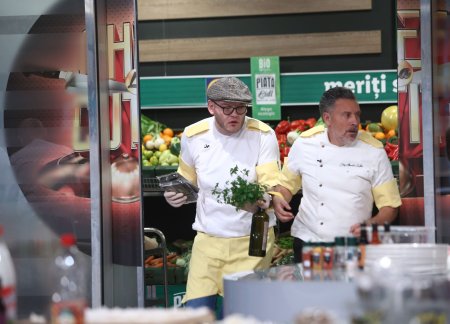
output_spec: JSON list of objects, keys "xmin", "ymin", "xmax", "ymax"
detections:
[
  {"xmin": 281, "ymin": 125, "xmax": 402, "ymax": 242},
  {"xmin": 177, "ymin": 116, "xmax": 280, "ymax": 238}
]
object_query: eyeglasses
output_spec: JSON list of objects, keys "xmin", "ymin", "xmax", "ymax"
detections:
[{"xmin": 212, "ymin": 100, "xmax": 248, "ymax": 115}]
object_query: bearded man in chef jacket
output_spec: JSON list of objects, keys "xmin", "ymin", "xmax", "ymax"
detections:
[
  {"xmin": 272, "ymin": 86, "xmax": 402, "ymax": 263},
  {"xmin": 163, "ymin": 77, "xmax": 281, "ymax": 317}
]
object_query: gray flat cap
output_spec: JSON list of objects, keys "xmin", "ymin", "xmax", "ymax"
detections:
[{"xmin": 207, "ymin": 77, "xmax": 252, "ymax": 103}]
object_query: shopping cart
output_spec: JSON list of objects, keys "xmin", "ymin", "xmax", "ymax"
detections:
[{"xmin": 144, "ymin": 227, "xmax": 169, "ymax": 308}]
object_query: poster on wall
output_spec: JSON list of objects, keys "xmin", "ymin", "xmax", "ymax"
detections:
[
  {"xmin": 250, "ymin": 56, "xmax": 281, "ymax": 120},
  {"xmin": 397, "ymin": 0, "xmax": 425, "ymax": 225},
  {"xmin": 106, "ymin": 0, "xmax": 141, "ymax": 266}
]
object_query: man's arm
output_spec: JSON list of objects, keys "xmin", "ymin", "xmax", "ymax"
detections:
[
  {"xmin": 349, "ymin": 206, "xmax": 398, "ymax": 236},
  {"xmin": 272, "ymin": 185, "xmax": 295, "ymax": 223},
  {"xmin": 369, "ymin": 206, "xmax": 398, "ymax": 225}
]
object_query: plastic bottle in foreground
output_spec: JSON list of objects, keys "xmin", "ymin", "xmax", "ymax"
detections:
[
  {"xmin": 0, "ymin": 279, "xmax": 6, "ymax": 324},
  {"xmin": 0, "ymin": 225, "xmax": 16, "ymax": 323},
  {"xmin": 248, "ymin": 208, "xmax": 269, "ymax": 257},
  {"xmin": 51, "ymin": 233, "xmax": 86, "ymax": 324}
]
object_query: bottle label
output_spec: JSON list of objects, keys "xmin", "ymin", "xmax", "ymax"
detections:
[
  {"xmin": 358, "ymin": 245, "xmax": 366, "ymax": 269},
  {"xmin": 261, "ymin": 221, "xmax": 269, "ymax": 252},
  {"xmin": 302, "ymin": 259, "xmax": 311, "ymax": 269}
]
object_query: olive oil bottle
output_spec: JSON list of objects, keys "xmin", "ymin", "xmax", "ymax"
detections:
[{"xmin": 248, "ymin": 208, "xmax": 269, "ymax": 257}]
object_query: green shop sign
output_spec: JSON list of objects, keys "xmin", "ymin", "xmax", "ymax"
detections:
[
  {"xmin": 251, "ymin": 56, "xmax": 281, "ymax": 120},
  {"xmin": 139, "ymin": 70, "xmax": 397, "ymax": 109}
]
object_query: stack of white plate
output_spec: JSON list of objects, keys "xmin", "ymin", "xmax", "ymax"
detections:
[{"xmin": 364, "ymin": 243, "xmax": 449, "ymax": 275}]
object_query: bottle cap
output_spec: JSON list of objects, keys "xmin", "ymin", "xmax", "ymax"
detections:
[
  {"xmin": 347, "ymin": 237, "xmax": 358, "ymax": 246},
  {"xmin": 334, "ymin": 236, "xmax": 345, "ymax": 246},
  {"xmin": 60, "ymin": 233, "xmax": 76, "ymax": 247}
]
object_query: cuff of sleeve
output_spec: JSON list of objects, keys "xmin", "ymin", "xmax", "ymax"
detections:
[{"xmin": 268, "ymin": 191, "xmax": 285, "ymax": 201}]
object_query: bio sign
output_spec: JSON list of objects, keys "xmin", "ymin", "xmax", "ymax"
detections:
[{"xmin": 251, "ymin": 56, "xmax": 281, "ymax": 120}]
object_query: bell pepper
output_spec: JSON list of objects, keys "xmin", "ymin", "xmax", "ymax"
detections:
[
  {"xmin": 279, "ymin": 143, "xmax": 290, "ymax": 163},
  {"xmin": 305, "ymin": 117, "xmax": 317, "ymax": 129},
  {"xmin": 169, "ymin": 136, "xmax": 181, "ymax": 156},
  {"xmin": 277, "ymin": 133, "xmax": 287, "ymax": 146},
  {"xmin": 384, "ymin": 142, "xmax": 399, "ymax": 160},
  {"xmin": 275, "ymin": 120, "xmax": 291, "ymax": 135},
  {"xmin": 290, "ymin": 119, "xmax": 306, "ymax": 131}
]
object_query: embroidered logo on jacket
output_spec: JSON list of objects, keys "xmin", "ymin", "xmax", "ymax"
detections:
[{"xmin": 340, "ymin": 162, "xmax": 363, "ymax": 167}]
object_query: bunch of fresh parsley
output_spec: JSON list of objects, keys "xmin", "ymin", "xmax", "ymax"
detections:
[{"xmin": 212, "ymin": 165, "xmax": 267, "ymax": 211}]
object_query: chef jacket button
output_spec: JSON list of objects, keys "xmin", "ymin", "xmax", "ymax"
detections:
[
  {"xmin": 320, "ymin": 222, "xmax": 324, "ymax": 225},
  {"xmin": 321, "ymin": 144, "xmax": 325, "ymax": 148},
  {"xmin": 320, "ymin": 202, "xmax": 324, "ymax": 206},
  {"xmin": 320, "ymin": 164, "xmax": 323, "ymax": 167},
  {"xmin": 319, "ymin": 184, "xmax": 323, "ymax": 187}
]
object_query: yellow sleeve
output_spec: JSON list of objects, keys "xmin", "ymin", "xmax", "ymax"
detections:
[
  {"xmin": 372, "ymin": 178, "xmax": 402, "ymax": 209},
  {"xmin": 279, "ymin": 158, "xmax": 302, "ymax": 195},
  {"xmin": 256, "ymin": 160, "xmax": 280, "ymax": 188},
  {"xmin": 177, "ymin": 157, "xmax": 197, "ymax": 187}
]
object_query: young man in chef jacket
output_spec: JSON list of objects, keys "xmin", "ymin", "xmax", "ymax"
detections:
[{"xmin": 163, "ymin": 77, "xmax": 281, "ymax": 317}]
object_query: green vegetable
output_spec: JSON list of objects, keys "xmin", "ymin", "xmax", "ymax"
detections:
[
  {"xmin": 159, "ymin": 150, "xmax": 178, "ymax": 165},
  {"xmin": 180, "ymin": 250, "xmax": 192, "ymax": 276},
  {"xmin": 141, "ymin": 115, "xmax": 166, "ymax": 139},
  {"xmin": 170, "ymin": 137, "xmax": 181, "ymax": 156},
  {"xmin": 274, "ymin": 251, "xmax": 294, "ymax": 266},
  {"xmin": 149, "ymin": 156, "xmax": 159, "ymax": 166},
  {"xmin": 315, "ymin": 117, "xmax": 325, "ymax": 126},
  {"xmin": 277, "ymin": 236, "xmax": 294, "ymax": 249},
  {"xmin": 175, "ymin": 258, "xmax": 186, "ymax": 267},
  {"xmin": 211, "ymin": 165, "xmax": 267, "ymax": 211},
  {"xmin": 387, "ymin": 135, "xmax": 398, "ymax": 145}
]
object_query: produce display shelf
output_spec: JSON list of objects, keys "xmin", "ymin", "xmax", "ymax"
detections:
[{"xmin": 142, "ymin": 166, "xmax": 178, "ymax": 192}]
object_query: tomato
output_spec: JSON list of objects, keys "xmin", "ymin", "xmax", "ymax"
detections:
[
  {"xmin": 162, "ymin": 127, "xmax": 174, "ymax": 137},
  {"xmin": 142, "ymin": 134, "xmax": 153, "ymax": 143}
]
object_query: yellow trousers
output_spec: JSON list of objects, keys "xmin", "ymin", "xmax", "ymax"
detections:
[{"xmin": 183, "ymin": 228, "xmax": 275, "ymax": 303}]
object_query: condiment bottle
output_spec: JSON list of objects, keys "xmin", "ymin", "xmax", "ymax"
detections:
[
  {"xmin": 334, "ymin": 237, "xmax": 346, "ymax": 269},
  {"xmin": 370, "ymin": 223, "xmax": 381, "ymax": 245},
  {"xmin": 345, "ymin": 237, "xmax": 358, "ymax": 278},
  {"xmin": 358, "ymin": 223, "xmax": 369, "ymax": 270},
  {"xmin": 311, "ymin": 243, "xmax": 323, "ymax": 271},
  {"xmin": 382, "ymin": 222, "xmax": 394, "ymax": 244},
  {"xmin": 322, "ymin": 242, "xmax": 334, "ymax": 270},
  {"xmin": 301, "ymin": 242, "xmax": 312, "ymax": 269}
]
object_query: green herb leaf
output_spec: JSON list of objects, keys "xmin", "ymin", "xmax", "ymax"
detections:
[{"xmin": 211, "ymin": 165, "xmax": 267, "ymax": 211}]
